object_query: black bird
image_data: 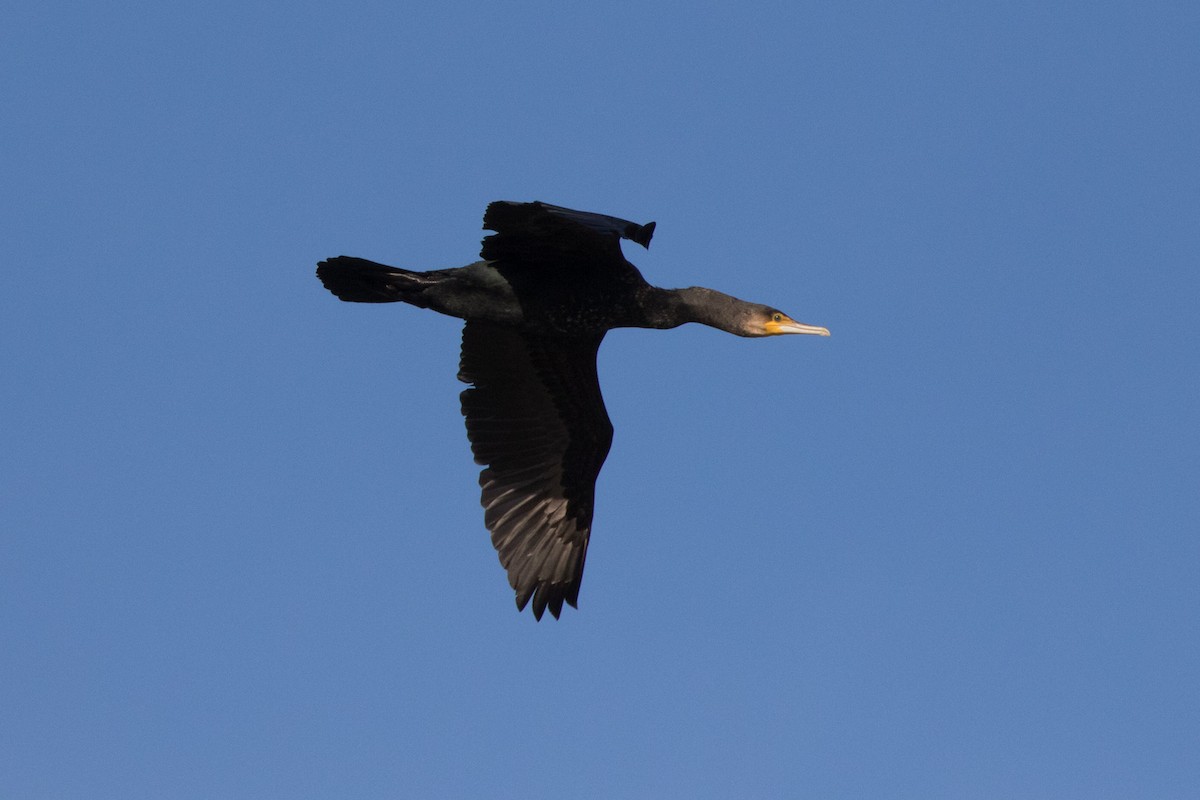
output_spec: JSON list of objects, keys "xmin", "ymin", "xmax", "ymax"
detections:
[{"xmin": 317, "ymin": 201, "xmax": 829, "ymax": 619}]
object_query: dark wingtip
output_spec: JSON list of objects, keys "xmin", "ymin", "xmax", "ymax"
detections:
[
  {"xmin": 629, "ymin": 220, "xmax": 655, "ymax": 249},
  {"xmin": 481, "ymin": 200, "xmax": 521, "ymax": 233},
  {"xmin": 515, "ymin": 582, "xmax": 577, "ymax": 621}
]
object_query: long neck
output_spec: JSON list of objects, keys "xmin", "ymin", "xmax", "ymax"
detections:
[{"xmin": 639, "ymin": 286, "xmax": 747, "ymax": 333}]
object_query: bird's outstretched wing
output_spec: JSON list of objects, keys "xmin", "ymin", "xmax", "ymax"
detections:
[
  {"xmin": 480, "ymin": 200, "xmax": 655, "ymax": 271},
  {"xmin": 458, "ymin": 320, "xmax": 613, "ymax": 619}
]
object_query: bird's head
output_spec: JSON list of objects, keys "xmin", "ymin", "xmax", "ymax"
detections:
[
  {"xmin": 663, "ymin": 287, "xmax": 830, "ymax": 338},
  {"xmin": 755, "ymin": 308, "xmax": 831, "ymax": 338}
]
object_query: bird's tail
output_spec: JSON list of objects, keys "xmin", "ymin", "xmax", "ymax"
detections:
[{"xmin": 316, "ymin": 256, "xmax": 427, "ymax": 303}]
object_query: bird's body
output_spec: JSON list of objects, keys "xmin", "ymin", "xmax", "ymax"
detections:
[{"xmin": 317, "ymin": 201, "xmax": 828, "ymax": 619}]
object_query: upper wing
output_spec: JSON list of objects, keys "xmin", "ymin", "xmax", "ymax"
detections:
[
  {"xmin": 458, "ymin": 320, "xmax": 613, "ymax": 620},
  {"xmin": 480, "ymin": 200, "xmax": 656, "ymax": 271}
]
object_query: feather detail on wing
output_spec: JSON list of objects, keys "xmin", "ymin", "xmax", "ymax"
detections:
[{"xmin": 458, "ymin": 320, "xmax": 613, "ymax": 619}]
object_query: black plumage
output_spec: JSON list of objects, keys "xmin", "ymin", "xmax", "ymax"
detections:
[{"xmin": 316, "ymin": 201, "xmax": 829, "ymax": 619}]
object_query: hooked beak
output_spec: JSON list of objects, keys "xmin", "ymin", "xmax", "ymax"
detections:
[{"xmin": 765, "ymin": 316, "xmax": 831, "ymax": 337}]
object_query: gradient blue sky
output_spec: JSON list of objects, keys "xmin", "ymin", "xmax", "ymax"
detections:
[{"xmin": 4, "ymin": 2, "xmax": 1198, "ymax": 797}]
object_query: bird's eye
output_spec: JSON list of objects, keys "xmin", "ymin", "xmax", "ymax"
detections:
[{"xmin": 772, "ymin": 313, "xmax": 783, "ymax": 322}]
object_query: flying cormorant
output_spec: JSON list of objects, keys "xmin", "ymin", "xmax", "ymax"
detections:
[{"xmin": 316, "ymin": 200, "xmax": 829, "ymax": 619}]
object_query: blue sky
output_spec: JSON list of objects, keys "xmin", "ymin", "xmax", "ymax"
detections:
[{"xmin": 3, "ymin": 1, "xmax": 1198, "ymax": 797}]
